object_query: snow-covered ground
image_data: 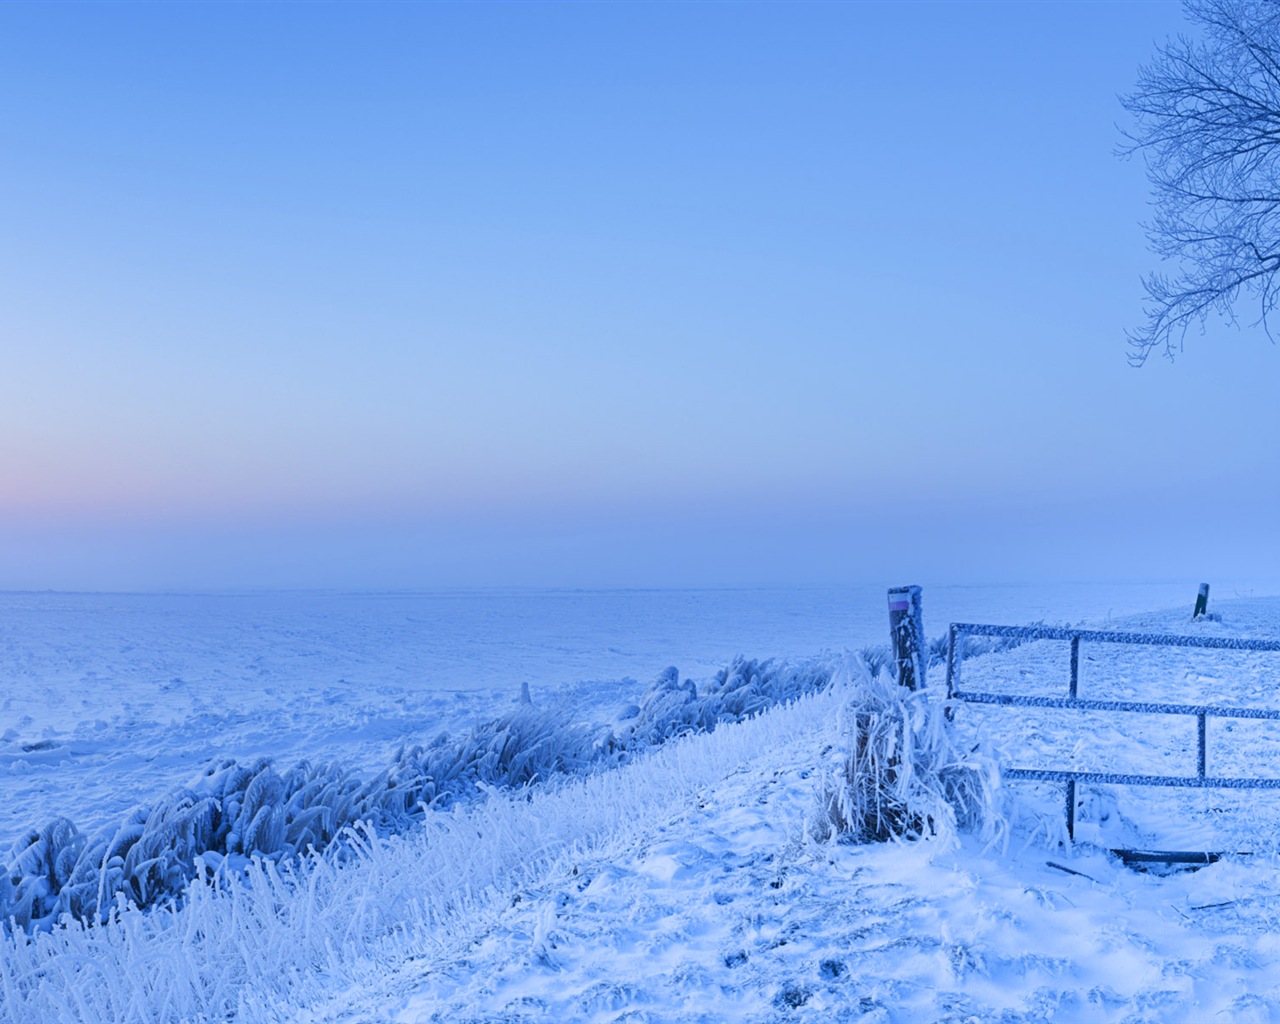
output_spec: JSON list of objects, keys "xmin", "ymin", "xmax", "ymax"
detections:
[
  {"xmin": 0, "ymin": 582, "xmax": 1219, "ymax": 847},
  {"xmin": 3, "ymin": 583, "xmax": 1280, "ymax": 1022},
  {"xmin": 378, "ymin": 694, "xmax": 1280, "ymax": 1024}
]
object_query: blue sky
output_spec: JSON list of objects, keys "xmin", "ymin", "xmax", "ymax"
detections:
[{"xmin": 1, "ymin": 0, "xmax": 1276, "ymax": 590}]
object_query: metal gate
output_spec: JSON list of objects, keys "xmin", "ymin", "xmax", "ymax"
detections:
[{"xmin": 945, "ymin": 623, "xmax": 1280, "ymax": 859}]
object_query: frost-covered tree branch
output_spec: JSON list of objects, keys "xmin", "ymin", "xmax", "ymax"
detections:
[{"xmin": 1122, "ymin": 0, "xmax": 1280, "ymax": 363}]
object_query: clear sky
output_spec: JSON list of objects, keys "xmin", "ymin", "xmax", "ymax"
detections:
[{"xmin": 1, "ymin": 0, "xmax": 1275, "ymax": 591}]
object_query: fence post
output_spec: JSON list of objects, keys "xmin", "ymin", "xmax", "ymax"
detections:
[
  {"xmin": 887, "ymin": 585, "xmax": 925, "ymax": 690},
  {"xmin": 945, "ymin": 623, "xmax": 959, "ymax": 699},
  {"xmin": 1193, "ymin": 583, "xmax": 1210, "ymax": 619},
  {"xmin": 1069, "ymin": 634, "xmax": 1080, "ymax": 699},
  {"xmin": 1066, "ymin": 779, "xmax": 1076, "ymax": 843}
]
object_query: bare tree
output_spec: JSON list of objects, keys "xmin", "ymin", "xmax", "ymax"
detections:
[{"xmin": 1123, "ymin": 0, "xmax": 1280, "ymax": 364}]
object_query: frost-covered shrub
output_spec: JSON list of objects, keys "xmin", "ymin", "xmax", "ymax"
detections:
[
  {"xmin": 0, "ymin": 819, "xmax": 85, "ymax": 930},
  {"xmin": 702, "ymin": 657, "xmax": 833, "ymax": 721},
  {"xmin": 622, "ymin": 658, "xmax": 834, "ymax": 746},
  {"xmin": 812, "ymin": 656, "xmax": 1000, "ymax": 845},
  {"xmin": 628, "ymin": 666, "xmax": 705, "ymax": 744},
  {"xmin": 389, "ymin": 700, "xmax": 620, "ymax": 805}
]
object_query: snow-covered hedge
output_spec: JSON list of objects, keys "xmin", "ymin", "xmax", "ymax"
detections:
[{"xmin": 0, "ymin": 656, "xmax": 834, "ymax": 931}]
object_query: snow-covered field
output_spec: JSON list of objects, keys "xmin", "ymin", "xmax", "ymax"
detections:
[
  {"xmin": 3, "ymin": 583, "xmax": 1280, "ymax": 1022},
  {"xmin": 0, "ymin": 583, "xmax": 1215, "ymax": 848}
]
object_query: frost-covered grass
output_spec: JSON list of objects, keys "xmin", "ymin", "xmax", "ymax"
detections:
[
  {"xmin": 0, "ymin": 657, "xmax": 833, "ymax": 931},
  {"xmin": 0, "ymin": 654, "xmax": 1013, "ymax": 1021},
  {"xmin": 811, "ymin": 657, "xmax": 1001, "ymax": 847},
  {"xmin": 0, "ymin": 625, "xmax": 1170, "ymax": 933},
  {"xmin": 0, "ymin": 685, "xmax": 838, "ymax": 1024}
]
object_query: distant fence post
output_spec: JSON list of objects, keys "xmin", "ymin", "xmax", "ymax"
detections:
[
  {"xmin": 887, "ymin": 585, "xmax": 925, "ymax": 690},
  {"xmin": 1193, "ymin": 583, "xmax": 1210, "ymax": 619}
]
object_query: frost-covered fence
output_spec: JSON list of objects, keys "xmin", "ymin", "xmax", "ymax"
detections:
[{"xmin": 946, "ymin": 622, "xmax": 1280, "ymax": 843}]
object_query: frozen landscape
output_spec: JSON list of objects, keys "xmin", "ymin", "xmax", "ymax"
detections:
[
  {"xmin": 0, "ymin": 583, "xmax": 1208, "ymax": 848},
  {"xmin": 4, "ymin": 583, "xmax": 1280, "ymax": 1021},
  {"xmin": 9, "ymin": 0, "xmax": 1280, "ymax": 1020}
]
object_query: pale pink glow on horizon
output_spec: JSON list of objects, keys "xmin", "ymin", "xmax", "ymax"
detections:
[{"xmin": 2, "ymin": 2, "xmax": 1277, "ymax": 590}]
